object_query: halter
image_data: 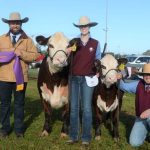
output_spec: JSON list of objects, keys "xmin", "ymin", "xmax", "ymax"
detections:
[
  {"xmin": 102, "ymin": 68, "xmax": 119, "ymax": 79},
  {"xmin": 49, "ymin": 49, "xmax": 68, "ymax": 61}
]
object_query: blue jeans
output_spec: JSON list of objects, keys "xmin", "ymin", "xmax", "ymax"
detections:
[
  {"xmin": 129, "ymin": 117, "xmax": 150, "ymax": 147},
  {"xmin": 0, "ymin": 81, "xmax": 27, "ymax": 134},
  {"xmin": 69, "ymin": 76, "xmax": 94, "ymax": 142}
]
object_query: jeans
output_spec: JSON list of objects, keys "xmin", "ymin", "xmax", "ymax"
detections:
[
  {"xmin": 129, "ymin": 117, "xmax": 150, "ymax": 147},
  {"xmin": 0, "ymin": 81, "xmax": 27, "ymax": 134},
  {"xmin": 69, "ymin": 76, "xmax": 94, "ymax": 142}
]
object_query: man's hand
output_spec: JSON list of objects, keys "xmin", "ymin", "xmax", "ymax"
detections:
[
  {"xmin": 140, "ymin": 109, "xmax": 150, "ymax": 119},
  {"xmin": 14, "ymin": 49, "xmax": 22, "ymax": 57},
  {"xmin": 116, "ymin": 73, "xmax": 122, "ymax": 80}
]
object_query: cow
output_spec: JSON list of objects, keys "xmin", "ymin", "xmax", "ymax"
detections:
[
  {"xmin": 35, "ymin": 32, "xmax": 75, "ymax": 137},
  {"xmin": 93, "ymin": 54, "xmax": 126, "ymax": 142}
]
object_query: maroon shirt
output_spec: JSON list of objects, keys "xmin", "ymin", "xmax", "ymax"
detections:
[
  {"xmin": 135, "ymin": 80, "xmax": 150, "ymax": 116},
  {"xmin": 72, "ymin": 38, "xmax": 98, "ymax": 76}
]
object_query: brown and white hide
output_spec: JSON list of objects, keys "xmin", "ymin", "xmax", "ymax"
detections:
[
  {"xmin": 36, "ymin": 32, "xmax": 72, "ymax": 137},
  {"xmin": 93, "ymin": 54, "xmax": 124, "ymax": 142}
]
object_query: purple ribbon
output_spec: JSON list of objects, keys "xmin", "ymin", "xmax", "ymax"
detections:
[{"xmin": 0, "ymin": 51, "xmax": 24, "ymax": 91}]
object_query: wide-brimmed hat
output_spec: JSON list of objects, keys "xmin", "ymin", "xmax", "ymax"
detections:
[
  {"xmin": 73, "ymin": 16, "xmax": 98, "ymax": 28},
  {"xmin": 136, "ymin": 63, "xmax": 150, "ymax": 75},
  {"xmin": 2, "ymin": 12, "xmax": 29, "ymax": 23}
]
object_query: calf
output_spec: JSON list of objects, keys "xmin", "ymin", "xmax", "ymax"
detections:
[
  {"xmin": 93, "ymin": 54, "xmax": 125, "ymax": 142},
  {"xmin": 36, "ymin": 32, "xmax": 74, "ymax": 137}
]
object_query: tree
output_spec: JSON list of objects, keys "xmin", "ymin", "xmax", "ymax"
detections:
[{"xmin": 143, "ymin": 50, "xmax": 150, "ymax": 55}]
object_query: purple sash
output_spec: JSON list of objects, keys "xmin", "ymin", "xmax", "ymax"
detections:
[{"xmin": 0, "ymin": 51, "xmax": 24, "ymax": 91}]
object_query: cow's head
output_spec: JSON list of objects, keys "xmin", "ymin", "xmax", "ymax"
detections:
[
  {"xmin": 36, "ymin": 32, "xmax": 71, "ymax": 69},
  {"xmin": 100, "ymin": 54, "xmax": 118, "ymax": 88}
]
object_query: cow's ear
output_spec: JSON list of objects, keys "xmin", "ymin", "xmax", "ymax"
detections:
[
  {"xmin": 68, "ymin": 38, "xmax": 80, "ymax": 47},
  {"xmin": 36, "ymin": 35, "xmax": 50, "ymax": 45},
  {"xmin": 92, "ymin": 59, "xmax": 106, "ymax": 76}
]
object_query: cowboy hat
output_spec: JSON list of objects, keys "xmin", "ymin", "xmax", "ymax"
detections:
[
  {"xmin": 2, "ymin": 12, "xmax": 29, "ymax": 23},
  {"xmin": 73, "ymin": 16, "xmax": 98, "ymax": 28},
  {"xmin": 136, "ymin": 63, "xmax": 150, "ymax": 75}
]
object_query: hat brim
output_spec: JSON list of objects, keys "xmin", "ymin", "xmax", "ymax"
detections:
[
  {"xmin": 73, "ymin": 22, "xmax": 98, "ymax": 28},
  {"xmin": 135, "ymin": 71, "xmax": 150, "ymax": 76},
  {"xmin": 2, "ymin": 17, "xmax": 29, "ymax": 23}
]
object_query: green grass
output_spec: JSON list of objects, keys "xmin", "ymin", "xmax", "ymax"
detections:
[{"xmin": 0, "ymin": 69, "xmax": 149, "ymax": 150}]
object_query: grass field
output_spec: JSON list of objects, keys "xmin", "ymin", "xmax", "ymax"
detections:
[{"xmin": 0, "ymin": 69, "xmax": 149, "ymax": 150}]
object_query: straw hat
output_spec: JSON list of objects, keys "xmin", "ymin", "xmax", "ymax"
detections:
[
  {"xmin": 73, "ymin": 16, "xmax": 98, "ymax": 28},
  {"xmin": 2, "ymin": 12, "xmax": 29, "ymax": 23},
  {"xmin": 136, "ymin": 63, "xmax": 150, "ymax": 75}
]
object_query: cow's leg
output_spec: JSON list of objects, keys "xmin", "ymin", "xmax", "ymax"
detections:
[
  {"xmin": 94, "ymin": 106, "xmax": 103, "ymax": 140},
  {"xmin": 112, "ymin": 106, "xmax": 119, "ymax": 142},
  {"xmin": 105, "ymin": 112, "xmax": 113, "ymax": 132},
  {"xmin": 61, "ymin": 103, "xmax": 69, "ymax": 138},
  {"xmin": 41, "ymin": 100, "xmax": 52, "ymax": 136},
  {"xmin": 118, "ymin": 90, "xmax": 124, "ymax": 111}
]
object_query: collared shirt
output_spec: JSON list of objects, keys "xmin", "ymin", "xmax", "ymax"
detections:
[
  {"xmin": 119, "ymin": 79, "xmax": 139, "ymax": 94},
  {"xmin": 120, "ymin": 79, "xmax": 150, "ymax": 94},
  {"xmin": 10, "ymin": 33, "xmax": 21, "ymax": 43},
  {"xmin": 145, "ymin": 85, "xmax": 150, "ymax": 91}
]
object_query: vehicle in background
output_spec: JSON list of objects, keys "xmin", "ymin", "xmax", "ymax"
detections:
[
  {"xmin": 125, "ymin": 55, "xmax": 150, "ymax": 80},
  {"xmin": 126, "ymin": 55, "xmax": 150, "ymax": 68}
]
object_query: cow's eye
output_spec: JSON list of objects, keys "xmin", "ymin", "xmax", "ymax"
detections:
[{"xmin": 49, "ymin": 44, "xmax": 54, "ymax": 48}]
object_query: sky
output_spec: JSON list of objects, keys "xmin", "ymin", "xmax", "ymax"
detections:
[{"xmin": 0, "ymin": 0, "xmax": 150, "ymax": 55}]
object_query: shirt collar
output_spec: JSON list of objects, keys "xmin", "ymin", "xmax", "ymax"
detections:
[
  {"xmin": 78, "ymin": 33, "xmax": 91, "ymax": 46},
  {"xmin": 6, "ymin": 30, "xmax": 28, "ymax": 39},
  {"xmin": 145, "ymin": 84, "xmax": 150, "ymax": 90},
  {"xmin": 10, "ymin": 33, "xmax": 21, "ymax": 42}
]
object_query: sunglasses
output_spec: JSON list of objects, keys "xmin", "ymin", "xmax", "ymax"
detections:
[{"xmin": 79, "ymin": 25, "xmax": 89, "ymax": 29}]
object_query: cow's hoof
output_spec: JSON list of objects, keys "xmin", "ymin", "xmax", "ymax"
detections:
[
  {"xmin": 95, "ymin": 135, "xmax": 101, "ymax": 140},
  {"xmin": 114, "ymin": 137, "xmax": 119, "ymax": 142},
  {"xmin": 60, "ymin": 133, "xmax": 68, "ymax": 138},
  {"xmin": 41, "ymin": 130, "xmax": 49, "ymax": 137}
]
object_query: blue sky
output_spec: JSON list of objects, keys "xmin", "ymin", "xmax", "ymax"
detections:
[{"xmin": 0, "ymin": 0, "xmax": 150, "ymax": 55}]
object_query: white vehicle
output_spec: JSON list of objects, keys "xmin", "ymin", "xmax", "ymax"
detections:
[
  {"xmin": 126, "ymin": 55, "xmax": 150, "ymax": 68},
  {"xmin": 124, "ymin": 55, "xmax": 150, "ymax": 80}
]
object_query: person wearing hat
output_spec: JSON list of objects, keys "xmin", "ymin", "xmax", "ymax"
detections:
[
  {"xmin": 0, "ymin": 12, "xmax": 39, "ymax": 138},
  {"xmin": 119, "ymin": 63, "xmax": 150, "ymax": 147},
  {"xmin": 67, "ymin": 16, "xmax": 101, "ymax": 146}
]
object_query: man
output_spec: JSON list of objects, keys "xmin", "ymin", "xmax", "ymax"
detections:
[
  {"xmin": 0, "ymin": 12, "xmax": 39, "ymax": 138},
  {"xmin": 119, "ymin": 63, "xmax": 150, "ymax": 147},
  {"xmin": 67, "ymin": 16, "xmax": 101, "ymax": 146}
]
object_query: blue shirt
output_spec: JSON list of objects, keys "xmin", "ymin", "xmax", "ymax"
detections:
[
  {"xmin": 95, "ymin": 42, "xmax": 101, "ymax": 59},
  {"xmin": 120, "ymin": 79, "xmax": 150, "ymax": 94},
  {"xmin": 119, "ymin": 79, "xmax": 139, "ymax": 94},
  {"xmin": 10, "ymin": 33, "xmax": 21, "ymax": 43}
]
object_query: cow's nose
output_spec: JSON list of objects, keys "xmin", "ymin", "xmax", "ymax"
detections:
[
  {"xmin": 57, "ymin": 58, "xmax": 67, "ymax": 65},
  {"xmin": 108, "ymin": 76, "xmax": 116, "ymax": 81}
]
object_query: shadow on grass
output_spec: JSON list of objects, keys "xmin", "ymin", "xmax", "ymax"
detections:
[
  {"xmin": 24, "ymin": 97, "xmax": 66, "ymax": 133},
  {"xmin": 120, "ymin": 111, "xmax": 135, "ymax": 142},
  {"xmin": 8, "ymin": 97, "xmax": 42, "ymax": 134},
  {"xmin": 24, "ymin": 97, "xmax": 43, "ymax": 132},
  {"xmin": 92, "ymin": 109, "xmax": 135, "ymax": 144}
]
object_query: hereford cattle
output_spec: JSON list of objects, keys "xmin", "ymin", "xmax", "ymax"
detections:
[
  {"xmin": 93, "ymin": 54, "xmax": 126, "ymax": 142},
  {"xmin": 36, "ymin": 32, "xmax": 74, "ymax": 137}
]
